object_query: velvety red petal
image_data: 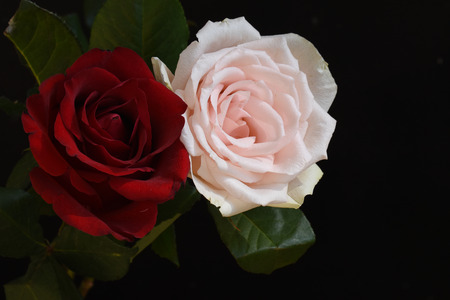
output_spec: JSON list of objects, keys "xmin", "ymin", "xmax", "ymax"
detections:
[
  {"xmin": 26, "ymin": 74, "xmax": 65, "ymax": 130},
  {"xmin": 68, "ymin": 168, "xmax": 97, "ymax": 196},
  {"xmin": 29, "ymin": 167, "xmax": 118, "ymax": 238},
  {"xmin": 138, "ymin": 79, "xmax": 186, "ymax": 155},
  {"xmin": 66, "ymin": 48, "xmax": 154, "ymax": 81},
  {"xmin": 22, "ymin": 112, "xmax": 68, "ymax": 176},
  {"xmin": 77, "ymin": 169, "xmax": 109, "ymax": 183},
  {"xmin": 82, "ymin": 96, "xmax": 132, "ymax": 160},
  {"xmin": 54, "ymin": 113, "xmax": 152, "ymax": 176},
  {"xmin": 152, "ymin": 139, "xmax": 190, "ymax": 182},
  {"xmin": 93, "ymin": 79, "xmax": 150, "ymax": 152},
  {"xmin": 37, "ymin": 74, "xmax": 66, "ymax": 114},
  {"xmin": 39, "ymin": 73, "xmax": 66, "ymax": 95},
  {"xmin": 98, "ymin": 201, "xmax": 158, "ymax": 239},
  {"xmin": 81, "ymin": 138, "xmax": 153, "ymax": 172},
  {"xmin": 60, "ymin": 67, "xmax": 121, "ymax": 141},
  {"xmin": 92, "ymin": 79, "xmax": 152, "ymax": 153},
  {"xmin": 109, "ymin": 175, "xmax": 175, "ymax": 203},
  {"xmin": 110, "ymin": 140, "xmax": 189, "ymax": 202}
]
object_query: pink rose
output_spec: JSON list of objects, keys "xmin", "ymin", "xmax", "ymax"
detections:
[{"xmin": 153, "ymin": 17, "xmax": 336, "ymax": 216}]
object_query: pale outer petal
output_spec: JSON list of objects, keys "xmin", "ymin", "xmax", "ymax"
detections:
[
  {"xmin": 151, "ymin": 57, "xmax": 174, "ymax": 91},
  {"xmin": 191, "ymin": 171, "xmax": 260, "ymax": 216},
  {"xmin": 303, "ymin": 100, "xmax": 337, "ymax": 163},
  {"xmin": 172, "ymin": 17, "xmax": 261, "ymax": 91},
  {"xmin": 277, "ymin": 33, "xmax": 337, "ymax": 112},
  {"xmin": 271, "ymin": 163, "xmax": 324, "ymax": 208},
  {"xmin": 195, "ymin": 163, "xmax": 323, "ymax": 215}
]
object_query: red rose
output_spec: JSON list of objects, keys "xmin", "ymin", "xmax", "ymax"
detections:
[{"xmin": 22, "ymin": 47, "xmax": 190, "ymax": 241}]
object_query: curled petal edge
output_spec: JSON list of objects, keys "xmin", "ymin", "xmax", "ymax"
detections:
[
  {"xmin": 281, "ymin": 163, "xmax": 323, "ymax": 208},
  {"xmin": 151, "ymin": 57, "xmax": 174, "ymax": 91},
  {"xmin": 196, "ymin": 164, "xmax": 323, "ymax": 216}
]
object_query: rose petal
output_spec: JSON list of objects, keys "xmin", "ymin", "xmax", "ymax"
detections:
[
  {"xmin": 60, "ymin": 67, "xmax": 121, "ymax": 141},
  {"xmin": 109, "ymin": 140, "xmax": 189, "ymax": 202},
  {"xmin": 197, "ymin": 154, "xmax": 264, "ymax": 185},
  {"xmin": 138, "ymin": 80, "xmax": 187, "ymax": 155},
  {"xmin": 99, "ymin": 201, "xmax": 158, "ymax": 240},
  {"xmin": 22, "ymin": 108, "xmax": 68, "ymax": 177},
  {"xmin": 213, "ymin": 47, "xmax": 276, "ymax": 71},
  {"xmin": 240, "ymin": 65, "xmax": 298, "ymax": 95},
  {"xmin": 54, "ymin": 113, "xmax": 152, "ymax": 176},
  {"xmin": 302, "ymin": 101, "xmax": 337, "ymax": 163},
  {"xmin": 172, "ymin": 17, "xmax": 260, "ymax": 91},
  {"xmin": 244, "ymin": 35, "xmax": 300, "ymax": 70},
  {"xmin": 66, "ymin": 47, "xmax": 154, "ymax": 81},
  {"xmin": 151, "ymin": 57, "xmax": 174, "ymax": 91},
  {"xmin": 271, "ymin": 133, "xmax": 312, "ymax": 175},
  {"xmin": 109, "ymin": 175, "xmax": 175, "ymax": 203},
  {"xmin": 286, "ymin": 163, "xmax": 323, "ymax": 206},
  {"xmin": 82, "ymin": 80, "xmax": 150, "ymax": 162},
  {"xmin": 180, "ymin": 47, "xmax": 235, "ymax": 109},
  {"xmin": 30, "ymin": 167, "xmax": 116, "ymax": 238},
  {"xmin": 281, "ymin": 33, "xmax": 337, "ymax": 111},
  {"xmin": 27, "ymin": 74, "xmax": 66, "ymax": 130},
  {"xmin": 189, "ymin": 156, "xmax": 255, "ymax": 215},
  {"xmin": 180, "ymin": 113, "xmax": 203, "ymax": 156}
]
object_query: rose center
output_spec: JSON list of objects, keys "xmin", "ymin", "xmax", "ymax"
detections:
[{"xmin": 97, "ymin": 112, "xmax": 129, "ymax": 141}]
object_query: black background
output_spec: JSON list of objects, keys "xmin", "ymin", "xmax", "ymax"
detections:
[{"xmin": 1, "ymin": 0, "xmax": 449, "ymax": 299}]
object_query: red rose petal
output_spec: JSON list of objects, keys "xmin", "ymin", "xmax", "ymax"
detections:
[
  {"xmin": 22, "ymin": 112, "xmax": 68, "ymax": 177},
  {"xmin": 152, "ymin": 139, "xmax": 190, "ymax": 182},
  {"xmin": 66, "ymin": 48, "xmax": 154, "ymax": 82},
  {"xmin": 138, "ymin": 79, "xmax": 186, "ymax": 154},
  {"xmin": 30, "ymin": 167, "xmax": 117, "ymax": 238},
  {"xmin": 109, "ymin": 140, "xmax": 189, "ymax": 202},
  {"xmin": 94, "ymin": 79, "xmax": 148, "ymax": 142},
  {"xmin": 37, "ymin": 74, "xmax": 66, "ymax": 112},
  {"xmin": 82, "ymin": 80, "xmax": 151, "ymax": 162},
  {"xmin": 68, "ymin": 168, "xmax": 97, "ymax": 196},
  {"xmin": 82, "ymin": 99, "xmax": 132, "ymax": 161},
  {"xmin": 97, "ymin": 113, "xmax": 127, "ymax": 141},
  {"xmin": 77, "ymin": 169, "xmax": 109, "ymax": 183},
  {"xmin": 109, "ymin": 175, "xmax": 175, "ymax": 203},
  {"xmin": 99, "ymin": 201, "xmax": 158, "ymax": 239},
  {"xmin": 26, "ymin": 74, "xmax": 65, "ymax": 130},
  {"xmin": 54, "ymin": 113, "xmax": 152, "ymax": 176},
  {"xmin": 60, "ymin": 67, "xmax": 121, "ymax": 142}
]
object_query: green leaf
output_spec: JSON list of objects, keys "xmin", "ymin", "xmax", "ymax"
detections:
[
  {"xmin": 6, "ymin": 151, "xmax": 38, "ymax": 190},
  {"xmin": 156, "ymin": 182, "xmax": 201, "ymax": 223},
  {"xmin": 133, "ymin": 183, "xmax": 200, "ymax": 256},
  {"xmin": 89, "ymin": 0, "xmax": 189, "ymax": 71},
  {"xmin": 0, "ymin": 187, "xmax": 46, "ymax": 258},
  {"xmin": 209, "ymin": 205, "xmax": 315, "ymax": 274},
  {"xmin": 83, "ymin": 0, "xmax": 107, "ymax": 29},
  {"xmin": 133, "ymin": 214, "xmax": 178, "ymax": 257},
  {"xmin": 52, "ymin": 225, "xmax": 137, "ymax": 281},
  {"xmin": 4, "ymin": 255, "xmax": 82, "ymax": 300},
  {"xmin": 0, "ymin": 96, "xmax": 25, "ymax": 117},
  {"xmin": 29, "ymin": 188, "xmax": 55, "ymax": 217},
  {"xmin": 151, "ymin": 224, "xmax": 179, "ymax": 267},
  {"xmin": 4, "ymin": 0, "xmax": 83, "ymax": 84},
  {"xmin": 62, "ymin": 13, "xmax": 89, "ymax": 52}
]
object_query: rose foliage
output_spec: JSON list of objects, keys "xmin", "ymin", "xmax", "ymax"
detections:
[{"xmin": 0, "ymin": 0, "xmax": 336, "ymax": 298}]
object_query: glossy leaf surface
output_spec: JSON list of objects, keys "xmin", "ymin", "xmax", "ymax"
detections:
[
  {"xmin": 210, "ymin": 205, "xmax": 315, "ymax": 274},
  {"xmin": 4, "ymin": 0, "xmax": 82, "ymax": 84},
  {"xmin": 89, "ymin": 0, "xmax": 189, "ymax": 71}
]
